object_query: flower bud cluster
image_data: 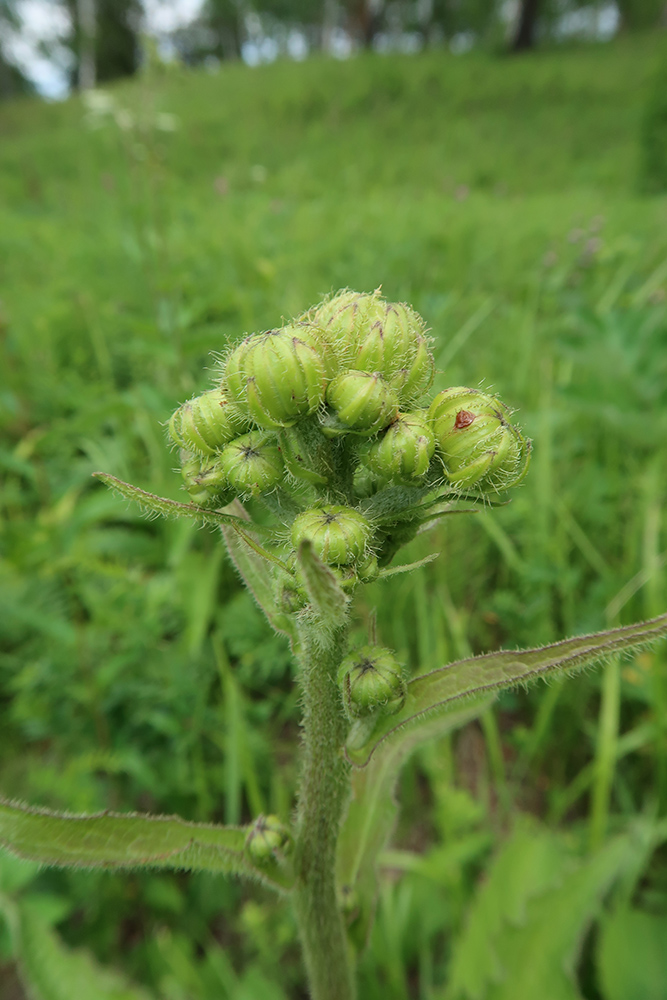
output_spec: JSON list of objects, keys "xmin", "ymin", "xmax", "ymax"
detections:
[{"xmin": 167, "ymin": 290, "xmax": 531, "ymax": 588}]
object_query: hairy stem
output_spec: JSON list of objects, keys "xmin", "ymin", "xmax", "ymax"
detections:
[{"xmin": 293, "ymin": 623, "xmax": 355, "ymax": 1000}]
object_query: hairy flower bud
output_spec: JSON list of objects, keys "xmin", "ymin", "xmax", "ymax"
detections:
[
  {"xmin": 180, "ymin": 455, "xmax": 234, "ymax": 506},
  {"xmin": 291, "ymin": 505, "xmax": 370, "ymax": 565},
  {"xmin": 338, "ymin": 645, "xmax": 407, "ymax": 719},
  {"xmin": 365, "ymin": 411, "xmax": 435, "ymax": 481},
  {"xmin": 325, "ymin": 371, "xmax": 399, "ymax": 436},
  {"xmin": 169, "ymin": 390, "xmax": 247, "ymax": 456},
  {"xmin": 393, "ymin": 336, "xmax": 435, "ymax": 404},
  {"xmin": 223, "ymin": 326, "xmax": 326, "ymax": 429},
  {"xmin": 304, "ymin": 290, "xmax": 377, "ymax": 365},
  {"xmin": 245, "ymin": 815, "xmax": 293, "ymax": 866},
  {"xmin": 429, "ymin": 387, "xmax": 531, "ymax": 491},
  {"xmin": 354, "ymin": 302, "xmax": 425, "ymax": 379},
  {"xmin": 220, "ymin": 431, "xmax": 284, "ymax": 495}
]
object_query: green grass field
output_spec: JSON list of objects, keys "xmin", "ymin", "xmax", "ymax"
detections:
[{"xmin": 1, "ymin": 34, "xmax": 667, "ymax": 999}]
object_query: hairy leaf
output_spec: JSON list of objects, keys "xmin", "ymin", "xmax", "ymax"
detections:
[
  {"xmin": 0, "ymin": 894, "xmax": 156, "ymax": 1000},
  {"xmin": 221, "ymin": 500, "xmax": 297, "ymax": 643},
  {"xmin": 338, "ymin": 699, "xmax": 489, "ymax": 944},
  {"xmin": 0, "ymin": 799, "xmax": 283, "ymax": 887},
  {"xmin": 377, "ymin": 553, "xmax": 438, "ymax": 578},
  {"xmin": 348, "ymin": 614, "xmax": 667, "ymax": 767},
  {"xmin": 93, "ymin": 473, "xmax": 273, "ymax": 535},
  {"xmin": 296, "ymin": 540, "xmax": 349, "ymax": 630},
  {"xmin": 448, "ymin": 821, "xmax": 656, "ymax": 1000}
]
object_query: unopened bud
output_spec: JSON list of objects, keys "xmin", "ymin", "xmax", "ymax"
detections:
[
  {"xmin": 305, "ymin": 289, "xmax": 379, "ymax": 365},
  {"xmin": 291, "ymin": 505, "xmax": 370, "ymax": 566},
  {"xmin": 245, "ymin": 815, "xmax": 293, "ymax": 867},
  {"xmin": 169, "ymin": 390, "xmax": 248, "ymax": 456},
  {"xmin": 393, "ymin": 336, "xmax": 435, "ymax": 404},
  {"xmin": 354, "ymin": 302, "xmax": 426, "ymax": 380},
  {"xmin": 325, "ymin": 371, "xmax": 398, "ymax": 436},
  {"xmin": 365, "ymin": 411, "xmax": 435, "ymax": 481},
  {"xmin": 223, "ymin": 326, "xmax": 326, "ymax": 429},
  {"xmin": 429, "ymin": 387, "xmax": 531, "ymax": 491},
  {"xmin": 220, "ymin": 431, "xmax": 284, "ymax": 495},
  {"xmin": 338, "ymin": 645, "xmax": 407, "ymax": 719},
  {"xmin": 180, "ymin": 455, "xmax": 234, "ymax": 506}
]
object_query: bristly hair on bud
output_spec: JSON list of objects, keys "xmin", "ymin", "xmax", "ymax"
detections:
[
  {"xmin": 324, "ymin": 371, "xmax": 399, "ymax": 436},
  {"xmin": 338, "ymin": 644, "xmax": 407, "ymax": 719},
  {"xmin": 180, "ymin": 455, "xmax": 235, "ymax": 507},
  {"xmin": 220, "ymin": 431, "xmax": 284, "ymax": 496},
  {"xmin": 362, "ymin": 411, "xmax": 436, "ymax": 482},
  {"xmin": 291, "ymin": 505, "xmax": 371, "ymax": 566},
  {"xmin": 168, "ymin": 389, "xmax": 249, "ymax": 456},
  {"xmin": 223, "ymin": 327, "xmax": 327, "ymax": 429},
  {"xmin": 429, "ymin": 386, "xmax": 531, "ymax": 492},
  {"xmin": 245, "ymin": 815, "xmax": 294, "ymax": 867}
]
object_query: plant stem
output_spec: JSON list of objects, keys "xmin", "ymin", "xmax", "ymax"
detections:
[{"xmin": 293, "ymin": 622, "xmax": 355, "ymax": 1000}]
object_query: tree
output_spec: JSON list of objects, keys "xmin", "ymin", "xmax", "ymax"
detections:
[
  {"xmin": 511, "ymin": 0, "xmax": 540, "ymax": 50},
  {"xmin": 64, "ymin": 0, "xmax": 141, "ymax": 90}
]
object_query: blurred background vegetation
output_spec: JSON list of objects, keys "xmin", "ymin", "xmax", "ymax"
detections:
[{"xmin": 1, "ymin": 2, "xmax": 667, "ymax": 997}]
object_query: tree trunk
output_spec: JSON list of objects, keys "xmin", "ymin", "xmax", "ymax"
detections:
[
  {"xmin": 77, "ymin": 0, "xmax": 96, "ymax": 90},
  {"xmin": 511, "ymin": 0, "xmax": 539, "ymax": 51}
]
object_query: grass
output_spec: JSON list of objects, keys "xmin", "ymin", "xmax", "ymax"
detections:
[{"xmin": 1, "ymin": 32, "xmax": 667, "ymax": 999}]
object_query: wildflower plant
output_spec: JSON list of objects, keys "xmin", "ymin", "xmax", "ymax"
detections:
[{"xmin": 1, "ymin": 290, "xmax": 666, "ymax": 1000}]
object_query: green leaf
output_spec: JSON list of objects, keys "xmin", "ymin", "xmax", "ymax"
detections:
[
  {"xmin": 338, "ymin": 699, "xmax": 488, "ymax": 944},
  {"xmin": 348, "ymin": 614, "xmax": 667, "ymax": 767},
  {"xmin": 220, "ymin": 500, "xmax": 298, "ymax": 643},
  {"xmin": 0, "ymin": 798, "xmax": 278, "ymax": 886},
  {"xmin": 597, "ymin": 907, "xmax": 667, "ymax": 1000},
  {"xmin": 448, "ymin": 822, "xmax": 655, "ymax": 1000},
  {"xmin": 0, "ymin": 894, "xmax": 157, "ymax": 1000},
  {"xmin": 296, "ymin": 540, "xmax": 349, "ymax": 630},
  {"xmin": 93, "ymin": 472, "xmax": 273, "ymax": 535}
]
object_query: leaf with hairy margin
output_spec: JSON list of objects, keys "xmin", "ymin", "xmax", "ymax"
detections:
[
  {"xmin": 0, "ymin": 799, "xmax": 289, "ymax": 890},
  {"xmin": 0, "ymin": 893, "xmax": 157, "ymax": 1000},
  {"xmin": 347, "ymin": 613, "xmax": 667, "ymax": 767},
  {"xmin": 93, "ymin": 473, "xmax": 274, "ymax": 535},
  {"xmin": 220, "ymin": 500, "xmax": 297, "ymax": 643},
  {"xmin": 338, "ymin": 697, "xmax": 490, "ymax": 945}
]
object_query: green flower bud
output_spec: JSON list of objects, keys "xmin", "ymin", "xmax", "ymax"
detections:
[
  {"xmin": 325, "ymin": 371, "xmax": 399, "ymax": 436},
  {"xmin": 180, "ymin": 455, "xmax": 234, "ymax": 506},
  {"xmin": 291, "ymin": 505, "xmax": 370, "ymax": 566},
  {"xmin": 169, "ymin": 390, "xmax": 247, "ymax": 456},
  {"xmin": 338, "ymin": 645, "xmax": 407, "ymax": 719},
  {"xmin": 429, "ymin": 387, "xmax": 531, "ymax": 491},
  {"xmin": 366, "ymin": 411, "xmax": 435, "ymax": 481},
  {"xmin": 393, "ymin": 336, "xmax": 435, "ymax": 404},
  {"xmin": 220, "ymin": 431, "xmax": 284, "ymax": 495},
  {"xmin": 224, "ymin": 335, "xmax": 255, "ymax": 408},
  {"xmin": 353, "ymin": 302, "xmax": 425, "ymax": 379},
  {"xmin": 245, "ymin": 815, "xmax": 293, "ymax": 866},
  {"xmin": 304, "ymin": 290, "xmax": 379, "ymax": 365},
  {"xmin": 223, "ymin": 326, "xmax": 326, "ymax": 429}
]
